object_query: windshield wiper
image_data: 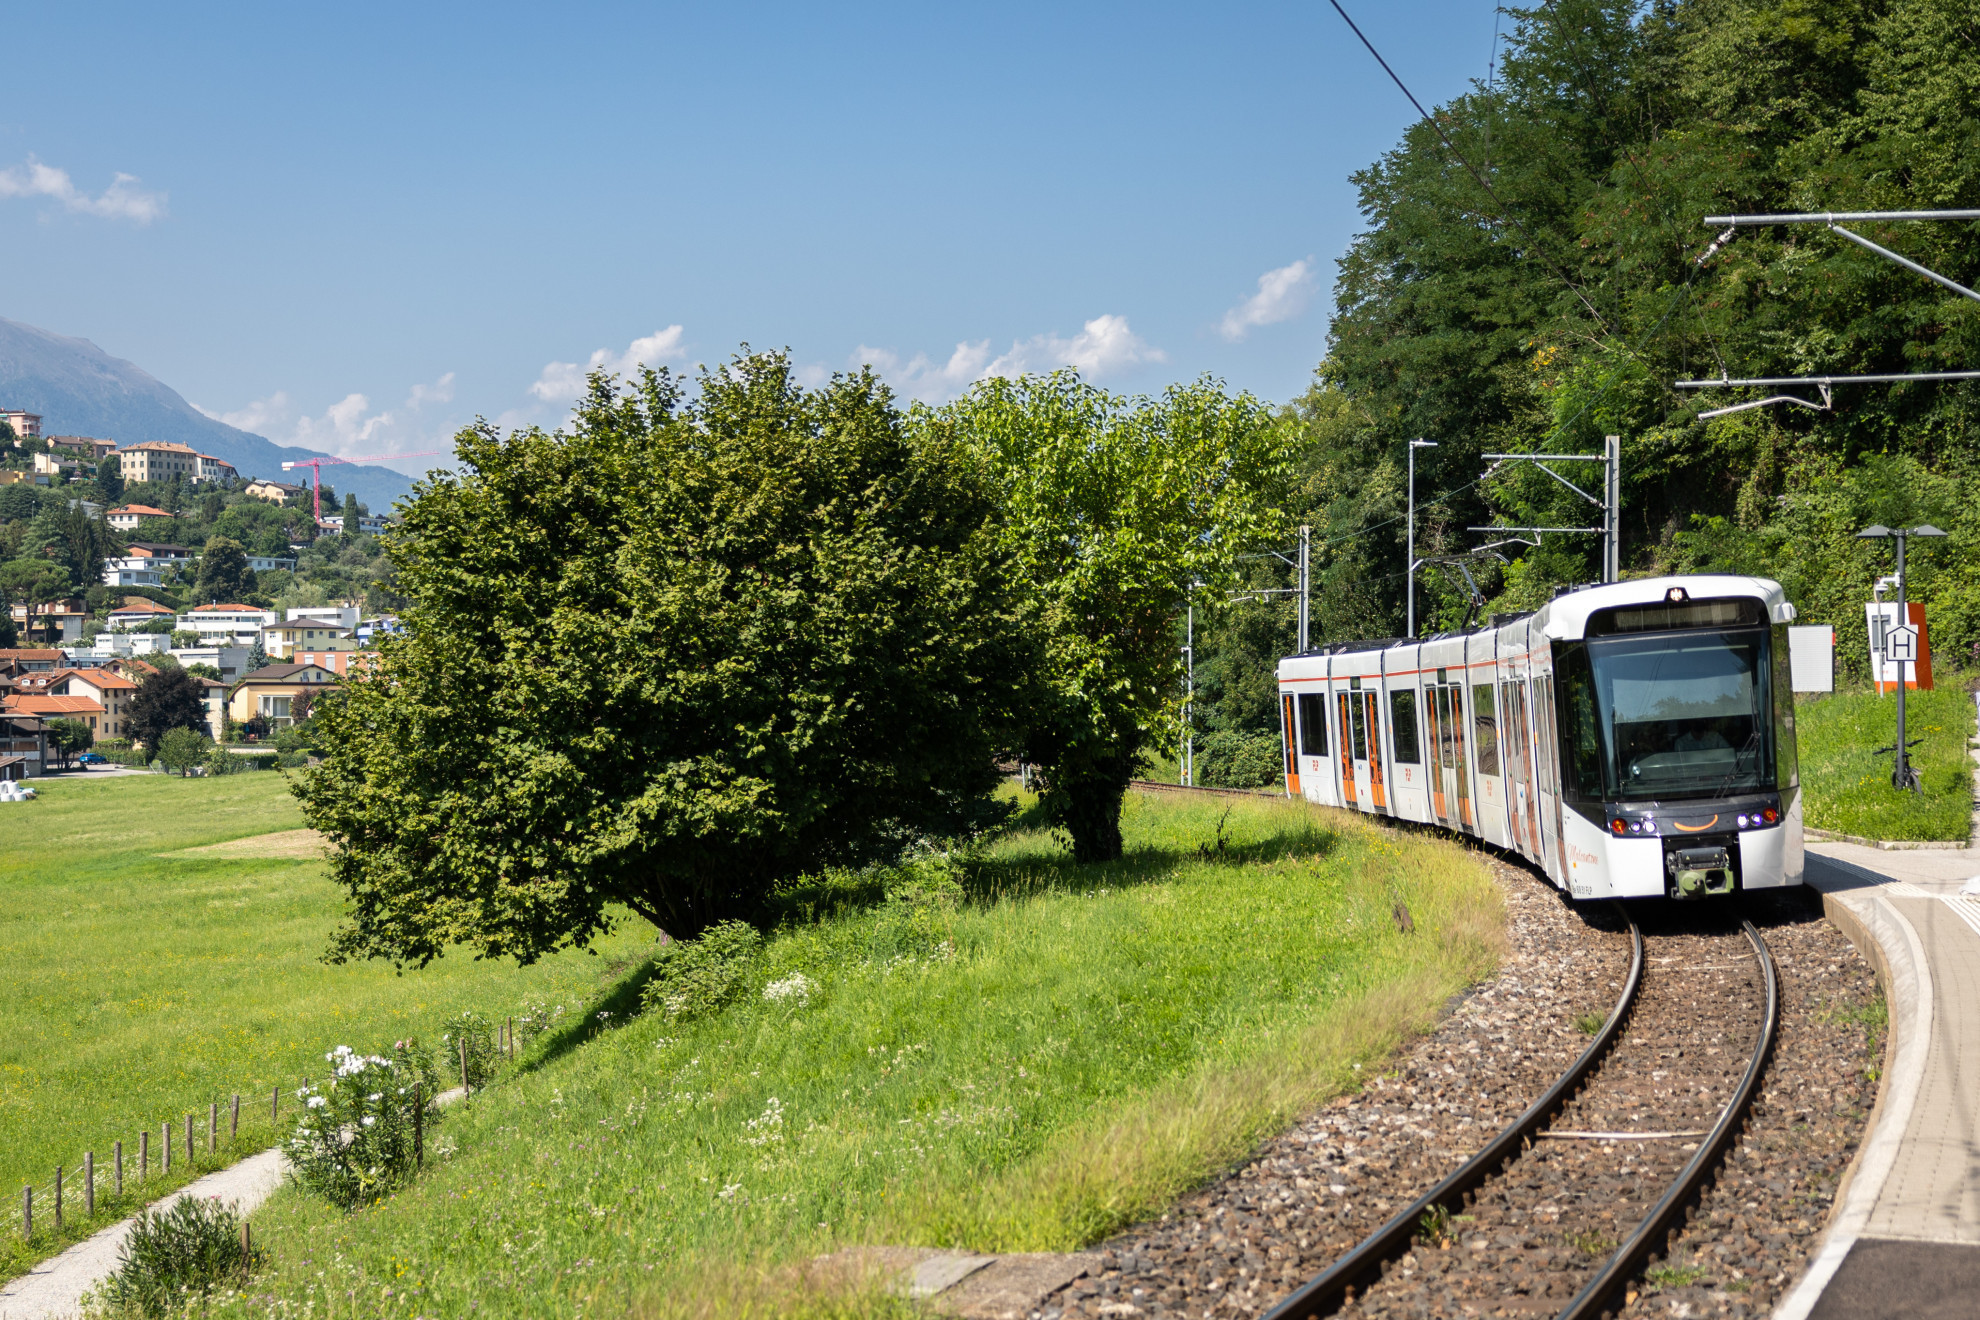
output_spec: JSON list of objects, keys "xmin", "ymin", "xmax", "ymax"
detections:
[{"xmin": 1713, "ymin": 731, "xmax": 1762, "ymax": 798}]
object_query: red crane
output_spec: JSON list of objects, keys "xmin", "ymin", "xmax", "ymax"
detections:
[{"xmin": 281, "ymin": 451, "xmax": 447, "ymax": 523}]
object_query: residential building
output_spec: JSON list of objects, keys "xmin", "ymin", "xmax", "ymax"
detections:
[
  {"xmin": 317, "ymin": 513, "xmax": 391, "ymax": 535},
  {"xmin": 196, "ymin": 453, "xmax": 237, "ymax": 483},
  {"xmin": 0, "ymin": 711, "xmax": 47, "ymax": 778},
  {"xmin": 168, "ymin": 645, "xmax": 250, "ymax": 680},
  {"xmin": 245, "ymin": 479, "xmax": 305, "ymax": 505},
  {"xmin": 193, "ymin": 675, "xmax": 228, "ymax": 741},
  {"xmin": 3, "ymin": 692, "xmax": 108, "ymax": 737},
  {"xmin": 128, "ymin": 542, "xmax": 192, "ymax": 563},
  {"xmin": 9, "ymin": 602, "xmax": 87, "ymax": 644},
  {"xmin": 247, "ymin": 555, "xmax": 298, "ymax": 573},
  {"xmin": 0, "ymin": 471, "xmax": 28, "ymax": 486},
  {"xmin": 262, "ymin": 621, "xmax": 358, "ymax": 661},
  {"xmin": 228, "ymin": 662, "xmax": 339, "ymax": 727},
  {"xmin": 289, "ymin": 604, "xmax": 360, "ymax": 631},
  {"xmin": 176, "ymin": 604, "xmax": 276, "ymax": 648},
  {"xmin": 32, "ymin": 451, "xmax": 81, "ymax": 478},
  {"xmin": 355, "ymin": 614, "xmax": 404, "ymax": 646},
  {"xmin": 296, "ymin": 648, "xmax": 375, "ymax": 676},
  {"xmin": 43, "ymin": 668, "xmax": 138, "ymax": 739},
  {"xmin": 1, "ymin": 409, "xmax": 42, "ymax": 441},
  {"xmin": 102, "ymin": 557, "xmax": 164, "ymax": 587},
  {"xmin": 107, "ymin": 504, "xmax": 176, "ymax": 532},
  {"xmin": 66, "ymin": 498, "xmax": 103, "ymax": 520},
  {"xmin": 0, "ymin": 649, "xmax": 66, "ymax": 672},
  {"xmin": 119, "ymin": 442, "xmax": 202, "ymax": 483},
  {"xmin": 107, "ymin": 598, "xmax": 178, "ymax": 631},
  {"xmin": 46, "ymin": 435, "xmax": 120, "ymax": 461},
  {"xmin": 64, "ymin": 633, "xmax": 170, "ymax": 668}
]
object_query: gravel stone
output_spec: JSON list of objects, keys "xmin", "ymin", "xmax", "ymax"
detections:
[{"xmin": 1032, "ymin": 863, "xmax": 1881, "ymax": 1320}]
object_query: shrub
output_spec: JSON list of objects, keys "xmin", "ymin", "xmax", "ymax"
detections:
[
  {"xmin": 440, "ymin": 1010, "xmax": 498, "ymax": 1089},
  {"xmin": 94, "ymin": 1194, "xmax": 264, "ymax": 1317},
  {"xmin": 867, "ymin": 855, "xmax": 965, "ymax": 963},
  {"xmin": 510, "ymin": 998, "xmax": 570, "ymax": 1050},
  {"xmin": 1194, "ymin": 729, "xmax": 1285, "ymax": 790},
  {"xmin": 639, "ymin": 920, "xmax": 763, "ymax": 1022},
  {"xmin": 284, "ymin": 1043, "xmax": 439, "ymax": 1208},
  {"xmin": 155, "ymin": 726, "xmax": 210, "ymax": 777}
]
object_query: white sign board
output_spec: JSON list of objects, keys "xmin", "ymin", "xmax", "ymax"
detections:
[
  {"xmin": 1787, "ymin": 625, "xmax": 1834, "ymax": 693},
  {"xmin": 1887, "ymin": 625, "xmax": 1918, "ymax": 662},
  {"xmin": 1866, "ymin": 601, "xmax": 1927, "ymax": 689}
]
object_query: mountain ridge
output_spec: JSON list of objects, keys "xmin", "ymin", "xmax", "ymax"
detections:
[{"xmin": 0, "ymin": 317, "xmax": 418, "ymax": 508}]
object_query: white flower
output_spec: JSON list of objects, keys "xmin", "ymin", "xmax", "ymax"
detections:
[
  {"xmin": 762, "ymin": 973, "xmax": 816, "ymax": 1006},
  {"xmin": 306, "ymin": 1096, "xmax": 328, "ymax": 1109},
  {"xmin": 361, "ymin": 1116, "xmax": 377, "ymax": 1127},
  {"xmin": 718, "ymin": 1183, "xmax": 743, "ymax": 1200}
]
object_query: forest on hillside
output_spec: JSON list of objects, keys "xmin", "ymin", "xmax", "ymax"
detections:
[{"xmin": 1187, "ymin": 0, "xmax": 1980, "ymax": 785}]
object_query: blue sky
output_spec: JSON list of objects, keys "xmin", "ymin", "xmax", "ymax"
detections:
[{"xmin": 1, "ymin": 2, "xmax": 1504, "ymax": 474}]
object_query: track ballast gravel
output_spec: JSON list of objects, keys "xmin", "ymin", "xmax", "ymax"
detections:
[{"xmin": 1037, "ymin": 864, "xmax": 1881, "ymax": 1320}]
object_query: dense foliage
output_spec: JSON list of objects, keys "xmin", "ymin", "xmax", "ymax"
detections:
[
  {"xmin": 1192, "ymin": 0, "xmax": 1980, "ymax": 754},
  {"xmin": 127, "ymin": 667, "xmax": 209, "ymax": 750},
  {"xmin": 298, "ymin": 356, "xmax": 1032, "ymax": 962}
]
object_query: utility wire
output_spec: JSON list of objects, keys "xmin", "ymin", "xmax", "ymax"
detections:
[{"xmin": 1327, "ymin": 0, "xmax": 1612, "ymax": 334}]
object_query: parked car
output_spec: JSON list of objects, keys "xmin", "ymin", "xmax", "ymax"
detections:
[{"xmin": 76, "ymin": 752, "xmax": 108, "ymax": 766}]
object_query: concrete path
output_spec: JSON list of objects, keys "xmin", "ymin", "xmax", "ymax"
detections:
[
  {"xmin": 1775, "ymin": 840, "xmax": 1980, "ymax": 1319},
  {"xmin": 0, "ymin": 1089, "xmax": 464, "ymax": 1320}
]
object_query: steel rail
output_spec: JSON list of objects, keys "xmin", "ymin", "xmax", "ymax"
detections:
[
  {"xmin": 1554, "ymin": 919, "xmax": 1779, "ymax": 1320},
  {"xmin": 1262, "ymin": 911, "xmax": 1647, "ymax": 1320}
]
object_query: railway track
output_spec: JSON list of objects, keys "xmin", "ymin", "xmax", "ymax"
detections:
[{"xmin": 1262, "ymin": 911, "xmax": 1778, "ymax": 1320}]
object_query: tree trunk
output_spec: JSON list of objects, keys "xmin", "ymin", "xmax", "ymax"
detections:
[{"xmin": 1056, "ymin": 760, "xmax": 1132, "ymax": 863}]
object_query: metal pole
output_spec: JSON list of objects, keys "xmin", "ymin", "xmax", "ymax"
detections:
[
  {"xmin": 1605, "ymin": 434, "xmax": 1620, "ymax": 582},
  {"xmin": 1297, "ymin": 524, "xmax": 1310, "ymax": 652},
  {"xmin": 1894, "ymin": 532, "xmax": 1913, "ymax": 791},
  {"xmin": 1407, "ymin": 443, "xmax": 1417, "ymax": 638},
  {"xmin": 1183, "ymin": 602, "xmax": 1194, "ymax": 787}
]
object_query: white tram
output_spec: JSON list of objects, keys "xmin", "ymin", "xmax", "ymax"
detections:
[{"xmin": 1277, "ymin": 575, "xmax": 1805, "ymax": 900}]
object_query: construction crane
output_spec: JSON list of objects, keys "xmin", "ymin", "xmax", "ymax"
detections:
[{"xmin": 281, "ymin": 451, "xmax": 447, "ymax": 523}]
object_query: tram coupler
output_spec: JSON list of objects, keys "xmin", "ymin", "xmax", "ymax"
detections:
[{"xmin": 1666, "ymin": 845, "xmax": 1735, "ymax": 899}]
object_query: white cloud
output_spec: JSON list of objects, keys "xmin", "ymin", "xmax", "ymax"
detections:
[
  {"xmin": 406, "ymin": 372, "xmax": 455, "ymax": 409},
  {"xmin": 1218, "ymin": 258, "xmax": 1316, "ymax": 341},
  {"xmin": 529, "ymin": 326, "xmax": 688, "ymax": 402},
  {"xmin": 197, "ymin": 373, "xmax": 459, "ymax": 462},
  {"xmin": 0, "ymin": 156, "xmax": 167, "ymax": 224},
  {"xmin": 858, "ymin": 315, "xmax": 1163, "ymax": 403}
]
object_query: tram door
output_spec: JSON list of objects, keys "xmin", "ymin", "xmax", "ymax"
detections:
[
  {"xmin": 1501, "ymin": 679, "xmax": 1536, "ymax": 858},
  {"xmin": 1430, "ymin": 683, "xmax": 1471, "ymax": 830},
  {"xmin": 1425, "ymin": 685, "xmax": 1449, "ymax": 824},
  {"xmin": 1340, "ymin": 687, "xmax": 1374, "ymax": 812},
  {"xmin": 1533, "ymin": 675, "xmax": 1564, "ymax": 882},
  {"xmin": 1448, "ymin": 684, "xmax": 1473, "ymax": 831},
  {"xmin": 1363, "ymin": 691, "xmax": 1387, "ymax": 811},
  {"xmin": 1336, "ymin": 691, "xmax": 1359, "ymax": 810}
]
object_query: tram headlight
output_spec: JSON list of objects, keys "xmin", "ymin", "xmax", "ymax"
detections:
[{"xmin": 1736, "ymin": 814, "xmax": 1749, "ymax": 828}]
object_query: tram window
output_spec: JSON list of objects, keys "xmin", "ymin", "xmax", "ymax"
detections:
[
  {"xmin": 1771, "ymin": 625, "xmax": 1799, "ymax": 788},
  {"xmin": 1389, "ymin": 690, "xmax": 1420, "ymax": 764},
  {"xmin": 1297, "ymin": 693, "xmax": 1329, "ymax": 757},
  {"xmin": 1472, "ymin": 683, "xmax": 1500, "ymax": 775},
  {"xmin": 1434, "ymin": 686, "xmax": 1455, "ymax": 768},
  {"xmin": 1589, "ymin": 630, "xmax": 1772, "ymax": 797},
  {"xmin": 1555, "ymin": 644, "xmax": 1606, "ymax": 798},
  {"xmin": 1350, "ymin": 692, "xmax": 1369, "ymax": 760}
]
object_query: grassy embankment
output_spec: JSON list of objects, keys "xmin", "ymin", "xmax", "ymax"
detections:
[
  {"xmin": 0, "ymin": 774, "xmax": 656, "ymax": 1282},
  {"xmin": 1797, "ymin": 683, "xmax": 1975, "ymax": 842},
  {"xmin": 206, "ymin": 789, "xmax": 1502, "ymax": 1320}
]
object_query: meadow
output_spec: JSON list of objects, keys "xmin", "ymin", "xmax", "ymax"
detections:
[
  {"xmin": 0, "ymin": 773, "xmax": 657, "ymax": 1281},
  {"xmin": 1797, "ymin": 683, "xmax": 1976, "ymax": 842},
  {"xmin": 200, "ymin": 789, "xmax": 1503, "ymax": 1320}
]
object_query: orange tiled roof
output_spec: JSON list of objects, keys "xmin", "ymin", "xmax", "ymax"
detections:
[{"xmin": 2, "ymin": 694, "xmax": 105, "ymax": 716}]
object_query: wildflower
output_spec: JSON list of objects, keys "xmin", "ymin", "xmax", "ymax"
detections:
[
  {"xmin": 719, "ymin": 1183, "xmax": 743, "ymax": 1200},
  {"xmin": 762, "ymin": 973, "xmax": 816, "ymax": 1006},
  {"xmin": 361, "ymin": 1116, "xmax": 377, "ymax": 1127},
  {"xmin": 307, "ymin": 1096, "xmax": 328, "ymax": 1109}
]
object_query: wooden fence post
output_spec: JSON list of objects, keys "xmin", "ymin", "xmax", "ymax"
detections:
[
  {"xmin": 53, "ymin": 1166, "xmax": 61, "ymax": 1230},
  {"xmin": 413, "ymin": 1083, "xmax": 424, "ymax": 1168},
  {"xmin": 209, "ymin": 1103, "xmax": 217, "ymax": 1153},
  {"xmin": 140, "ymin": 1130, "xmax": 148, "ymax": 1181},
  {"xmin": 116, "ymin": 1140, "xmax": 123, "ymax": 1196},
  {"xmin": 163, "ymin": 1122, "xmax": 171, "ymax": 1175},
  {"xmin": 272, "ymin": 1087, "xmax": 279, "ymax": 1124},
  {"xmin": 241, "ymin": 1220, "xmax": 252, "ymax": 1283},
  {"xmin": 84, "ymin": 1152, "xmax": 93, "ymax": 1217},
  {"xmin": 20, "ymin": 1185, "xmax": 28, "ymax": 1241},
  {"xmin": 185, "ymin": 1114, "xmax": 194, "ymax": 1162},
  {"xmin": 231, "ymin": 1094, "xmax": 240, "ymax": 1141},
  {"xmin": 459, "ymin": 1039, "xmax": 468, "ymax": 1094}
]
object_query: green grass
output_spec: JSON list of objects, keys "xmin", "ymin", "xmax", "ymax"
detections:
[
  {"xmin": 202, "ymin": 789, "xmax": 1502, "ymax": 1320},
  {"xmin": 1797, "ymin": 683, "xmax": 1975, "ymax": 842},
  {"xmin": 0, "ymin": 774, "xmax": 657, "ymax": 1281}
]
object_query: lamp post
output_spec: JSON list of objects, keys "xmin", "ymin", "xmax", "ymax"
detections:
[
  {"xmin": 1407, "ymin": 440, "xmax": 1437, "ymax": 637},
  {"xmin": 1856, "ymin": 523, "xmax": 1947, "ymax": 791}
]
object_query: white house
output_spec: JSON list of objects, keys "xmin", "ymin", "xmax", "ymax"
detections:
[
  {"xmin": 176, "ymin": 604, "xmax": 277, "ymax": 648},
  {"xmin": 106, "ymin": 599, "xmax": 178, "ymax": 631},
  {"xmin": 169, "ymin": 645, "xmax": 250, "ymax": 680},
  {"xmin": 288, "ymin": 604, "xmax": 361, "ymax": 630},
  {"xmin": 102, "ymin": 558, "xmax": 163, "ymax": 587},
  {"xmin": 248, "ymin": 555, "xmax": 298, "ymax": 573}
]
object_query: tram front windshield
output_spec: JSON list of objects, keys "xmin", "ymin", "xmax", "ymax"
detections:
[{"xmin": 1578, "ymin": 630, "xmax": 1771, "ymax": 799}]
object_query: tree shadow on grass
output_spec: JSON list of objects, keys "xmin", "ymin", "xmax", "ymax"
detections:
[
  {"xmin": 967, "ymin": 817, "xmax": 1343, "ymax": 907},
  {"xmin": 517, "ymin": 951, "xmax": 662, "ymax": 1075}
]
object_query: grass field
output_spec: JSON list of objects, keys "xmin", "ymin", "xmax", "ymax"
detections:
[
  {"xmin": 1797, "ymin": 683, "xmax": 1976, "ymax": 842},
  {"xmin": 198, "ymin": 789, "xmax": 1503, "ymax": 1320},
  {"xmin": 0, "ymin": 773, "xmax": 657, "ymax": 1281}
]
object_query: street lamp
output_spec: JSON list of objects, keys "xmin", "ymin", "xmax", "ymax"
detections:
[
  {"xmin": 1856, "ymin": 523, "xmax": 1948, "ymax": 791},
  {"xmin": 1407, "ymin": 440, "xmax": 1437, "ymax": 638}
]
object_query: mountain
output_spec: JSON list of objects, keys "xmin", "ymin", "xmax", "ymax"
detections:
[{"xmin": 0, "ymin": 316, "xmax": 418, "ymax": 509}]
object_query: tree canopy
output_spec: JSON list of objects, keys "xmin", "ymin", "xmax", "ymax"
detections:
[
  {"xmin": 128, "ymin": 667, "xmax": 210, "ymax": 750},
  {"xmin": 297, "ymin": 355, "xmax": 1031, "ymax": 965}
]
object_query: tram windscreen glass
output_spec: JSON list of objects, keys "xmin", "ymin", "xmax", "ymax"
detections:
[
  {"xmin": 1578, "ymin": 631, "xmax": 1772, "ymax": 798},
  {"xmin": 1389, "ymin": 690, "xmax": 1420, "ymax": 764},
  {"xmin": 1296, "ymin": 693, "xmax": 1328, "ymax": 757}
]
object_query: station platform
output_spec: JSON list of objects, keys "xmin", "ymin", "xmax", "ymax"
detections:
[{"xmin": 1777, "ymin": 840, "xmax": 1980, "ymax": 1320}]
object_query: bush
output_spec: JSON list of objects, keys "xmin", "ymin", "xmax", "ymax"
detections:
[
  {"xmin": 1194, "ymin": 729, "xmax": 1285, "ymax": 790},
  {"xmin": 155, "ymin": 727, "xmax": 210, "ymax": 776},
  {"xmin": 867, "ymin": 855, "xmax": 965, "ymax": 964},
  {"xmin": 94, "ymin": 1194, "xmax": 264, "ymax": 1317},
  {"xmin": 639, "ymin": 920, "xmax": 763, "ymax": 1022},
  {"xmin": 285, "ymin": 1043, "xmax": 440, "ymax": 1208},
  {"xmin": 439, "ymin": 1011, "xmax": 498, "ymax": 1089}
]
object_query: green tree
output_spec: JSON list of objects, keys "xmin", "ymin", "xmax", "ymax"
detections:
[
  {"xmin": 0, "ymin": 558, "xmax": 73, "ymax": 611},
  {"xmin": 296, "ymin": 354, "xmax": 1028, "ymax": 966},
  {"xmin": 46, "ymin": 717, "xmax": 93, "ymax": 770},
  {"xmin": 96, "ymin": 462, "xmax": 124, "ymax": 503},
  {"xmin": 156, "ymin": 725, "xmax": 210, "ymax": 776},
  {"xmin": 194, "ymin": 536, "xmax": 256, "ymax": 603},
  {"xmin": 24, "ymin": 501, "xmax": 119, "ymax": 589},
  {"xmin": 127, "ymin": 666, "xmax": 209, "ymax": 749},
  {"xmin": 342, "ymin": 492, "xmax": 360, "ymax": 533},
  {"xmin": 920, "ymin": 371, "xmax": 1289, "ymax": 860}
]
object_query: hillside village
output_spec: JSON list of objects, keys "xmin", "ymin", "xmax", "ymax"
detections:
[{"xmin": 0, "ymin": 404, "xmax": 401, "ymax": 780}]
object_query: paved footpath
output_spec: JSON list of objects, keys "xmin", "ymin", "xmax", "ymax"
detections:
[{"xmin": 1776, "ymin": 840, "xmax": 1980, "ymax": 1320}]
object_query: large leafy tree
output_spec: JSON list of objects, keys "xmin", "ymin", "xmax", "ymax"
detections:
[
  {"xmin": 127, "ymin": 666, "xmax": 209, "ymax": 749},
  {"xmin": 920, "ymin": 372, "xmax": 1289, "ymax": 861},
  {"xmin": 194, "ymin": 536, "xmax": 257, "ymax": 603},
  {"xmin": 297, "ymin": 354, "xmax": 1030, "ymax": 966}
]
